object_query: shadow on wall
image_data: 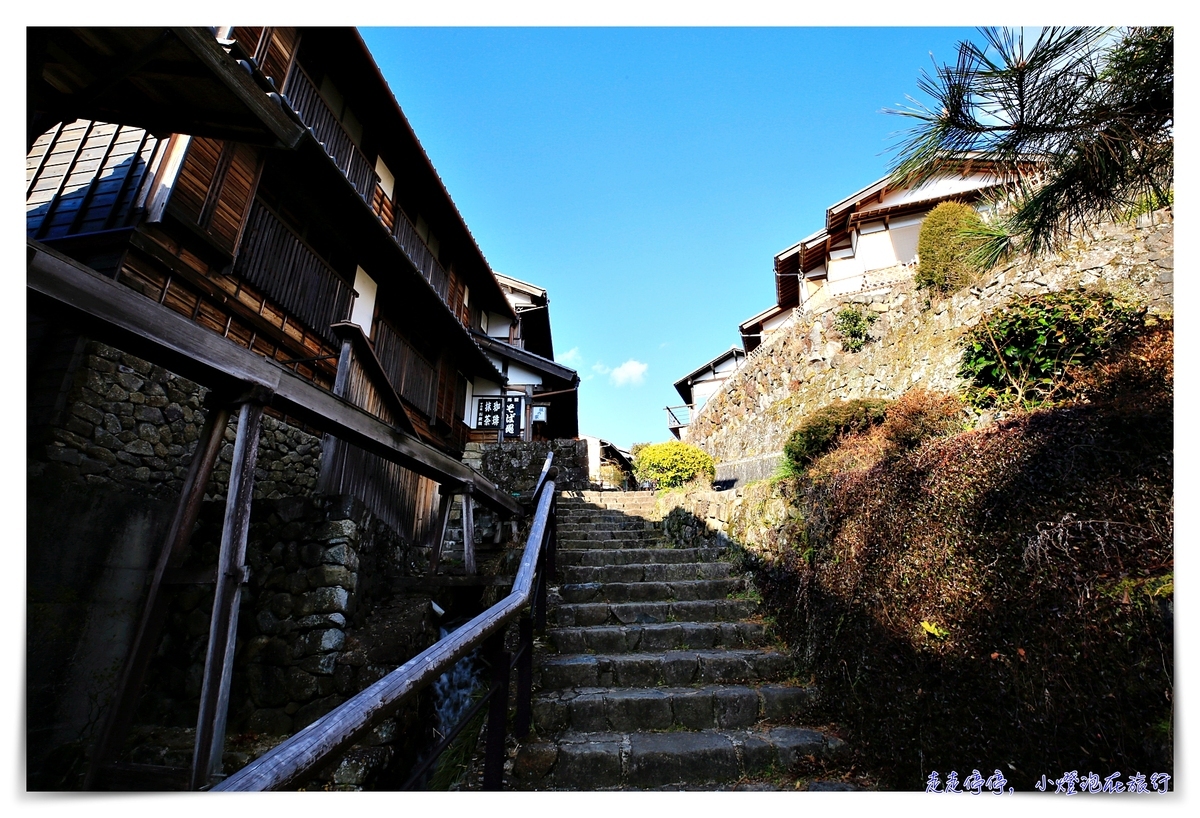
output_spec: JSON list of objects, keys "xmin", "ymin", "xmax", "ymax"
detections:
[{"xmin": 27, "ymin": 470, "xmax": 176, "ymax": 789}]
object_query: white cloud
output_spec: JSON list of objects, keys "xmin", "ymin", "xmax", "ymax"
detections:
[
  {"xmin": 609, "ymin": 359, "xmax": 648, "ymax": 387},
  {"xmin": 592, "ymin": 362, "xmax": 611, "ymax": 375},
  {"xmin": 560, "ymin": 346, "xmax": 582, "ymax": 365}
]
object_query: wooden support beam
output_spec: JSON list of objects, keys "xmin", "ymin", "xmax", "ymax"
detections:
[
  {"xmin": 481, "ymin": 631, "xmax": 509, "ymax": 791},
  {"xmin": 190, "ymin": 401, "xmax": 265, "ymax": 790},
  {"xmin": 83, "ymin": 402, "xmax": 232, "ymax": 790},
  {"xmin": 514, "ymin": 615, "xmax": 533, "ymax": 737},
  {"xmin": 214, "ymin": 477, "xmax": 557, "ymax": 792},
  {"xmin": 461, "ymin": 486, "xmax": 476, "ymax": 576},
  {"xmin": 27, "ymin": 239, "xmax": 521, "ymax": 518},
  {"xmin": 427, "ymin": 490, "xmax": 453, "ymax": 573}
]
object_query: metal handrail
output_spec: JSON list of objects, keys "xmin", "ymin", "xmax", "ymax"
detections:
[
  {"xmin": 665, "ymin": 404, "xmax": 692, "ymax": 428},
  {"xmin": 213, "ymin": 460, "xmax": 559, "ymax": 791}
]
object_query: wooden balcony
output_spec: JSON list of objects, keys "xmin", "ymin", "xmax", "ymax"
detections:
[
  {"xmin": 233, "ymin": 199, "xmax": 354, "ymax": 345},
  {"xmin": 284, "ymin": 66, "xmax": 377, "ymax": 201},
  {"xmin": 285, "ymin": 64, "xmax": 471, "ymax": 333},
  {"xmin": 391, "ymin": 206, "xmax": 450, "ymax": 306}
]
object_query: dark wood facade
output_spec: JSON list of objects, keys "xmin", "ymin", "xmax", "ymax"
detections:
[{"xmin": 27, "ymin": 25, "xmax": 520, "ymax": 538}]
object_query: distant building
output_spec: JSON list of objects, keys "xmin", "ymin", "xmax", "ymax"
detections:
[
  {"xmin": 470, "ymin": 273, "xmax": 580, "ymax": 442},
  {"xmin": 740, "ymin": 161, "xmax": 1007, "ymax": 351},
  {"xmin": 666, "ymin": 345, "xmax": 747, "ymax": 439}
]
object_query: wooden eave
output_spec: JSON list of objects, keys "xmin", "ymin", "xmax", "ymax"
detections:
[
  {"xmin": 845, "ymin": 186, "xmax": 999, "ymax": 228},
  {"xmin": 738, "ymin": 302, "xmax": 788, "ymax": 335},
  {"xmin": 29, "ymin": 27, "xmax": 305, "ymax": 148},
  {"xmin": 672, "ymin": 346, "xmax": 746, "ymax": 404},
  {"xmin": 292, "ymin": 28, "xmax": 514, "ymax": 321},
  {"xmin": 472, "ymin": 333, "xmax": 579, "ymax": 387},
  {"xmin": 774, "ymin": 249, "xmax": 801, "ymax": 307}
]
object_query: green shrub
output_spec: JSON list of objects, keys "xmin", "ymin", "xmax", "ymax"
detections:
[
  {"xmin": 834, "ymin": 306, "xmax": 879, "ymax": 353},
  {"xmin": 959, "ymin": 290, "xmax": 1144, "ymax": 408},
  {"xmin": 783, "ymin": 399, "xmax": 892, "ymax": 470},
  {"xmin": 633, "ymin": 441, "xmax": 715, "ymax": 488},
  {"xmin": 915, "ymin": 201, "xmax": 986, "ymax": 292}
]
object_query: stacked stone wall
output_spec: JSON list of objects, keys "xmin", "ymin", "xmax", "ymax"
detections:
[
  {"xmin": 133, "ymin": 493, "xmax": 437, "ymax": 786},
  {"xmin": 34, "ymin": 340, "xmax": 321, "ymax": 501},
  {"xmin": 686, "ymin": 212, "xmax": 1173, "ymax": 465},
  {"xmin": 463, "ymin": 438, "xmax": 590, "ymax": 493}
]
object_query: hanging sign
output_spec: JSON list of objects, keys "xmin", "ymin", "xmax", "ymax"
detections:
[{"xmin": 477, "ymin": 396, "xmax": 523, "ymax": 434}]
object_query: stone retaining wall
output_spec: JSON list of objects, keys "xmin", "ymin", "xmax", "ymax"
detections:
[
  {"xmin": 714, "ymin": 452, "xmax": 783, "ymax": 489},
  {"xmin": 686, "ymin": 213, "xmax": 1174, "ymax": 464},
  {"xmin": 137, "ymin": 492, "xmax": 436, "ymax": 784},
  {"xmin": 463, "ymin": 439, "xmax": 591, "ymax": 493},
  {"xmin": 38, "ymin": 340, "xmax": 321, "ymax": 502}
]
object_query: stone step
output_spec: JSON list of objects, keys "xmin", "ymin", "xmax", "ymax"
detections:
[
  {"xmin": 557, "ymin": 540, "xmax": 669, "ymax": 552},
  {"xmin": 537, "ymin": 648, "xmax": 793, "ymax": 690},
  {"xmin": 558, "ymin": 578, "xmax": 747, "ymax": 604},
  {"xmin": 532, "ymin": 683, "xmax": 817, "ymax": 734},
  {"xmin": 557, "ymin": 529, "xmax": 664, "ymax": 544},
  {"xmin": 511, "ymin": 726, "xmax": 846, "ymax": 790},
  {"xmin": 558, "ymin": 501, "xmax": 656, "ymax": 510},
  {"xmin": 556, "ymin": 518, "xmax": 660, "ymax": 532},
  {"xmin": 550, "ymin": 598, "xmax": 758, "ymax": 628},
  {"xmin": 545, "ymin": 621, "xmax": 769, "ymax": 655},
  {"xmin": 560, "ymin": 561, "xmax": 732, "ymax": 584},
  {"xmin": 557, "ymin": 547, "xmax": 726, "ymax": 567}
]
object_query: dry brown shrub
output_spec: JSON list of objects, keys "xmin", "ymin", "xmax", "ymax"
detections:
[
  {"xmin": 807, "ymin": 390, "xmax": 965, "ymax": 479},
  {"xmin": 1065, "ymin": 320, "xmax": 1173, "ymax": 410}
]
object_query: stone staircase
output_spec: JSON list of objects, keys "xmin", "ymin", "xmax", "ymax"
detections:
[{"xmin": 509, "ymin": 490, "xmax": 846, "ymax": 790}]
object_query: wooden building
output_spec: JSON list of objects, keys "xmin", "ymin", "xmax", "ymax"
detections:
[
  {"xmin": 666, "ymin": 346, "xmax": 747, "ymax": 439},
  {"xmin": 26, "ymin": 26, "xmax": 559, "ymax": 537},
  {"xmin": 739, "ymin": 162, "xmax": 1009, "ymax": 351},
  {"xmin": 469, "ymin": 273, "xmax": 579, "ymax": 443},
  {"xmin": 26, "ymin": 26, "xmax": 574, "ymax": 790}
]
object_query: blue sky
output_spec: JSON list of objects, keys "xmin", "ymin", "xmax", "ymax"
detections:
[{"xmin": 358, "ymin": 27, "xmax": 976, "ymax": 449}]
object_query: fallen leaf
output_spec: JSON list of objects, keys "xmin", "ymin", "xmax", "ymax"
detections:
[{"xmin": 991, "ymin": 652, "xmax": 1000, "ymax": 660}]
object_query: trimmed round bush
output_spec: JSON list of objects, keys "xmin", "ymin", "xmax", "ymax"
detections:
[
  {"xmin": 633, "ymin": 441, "xmax": 715, "ymax": 489},
  {"xmin": 915, "ymin": 201, "xmax": 985, "ymax": 292},
  {"xmin": 783, "ymin": 398, "xmax": 892, "ymax": 470}
]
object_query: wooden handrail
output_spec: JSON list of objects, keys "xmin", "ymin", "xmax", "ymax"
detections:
[
  {"xmin": 531, "ymin": 450, "xmax": 554, "ymax": 503},
  {"xmin": 213, "ymin": 469, "xmax": 558, "ymax": 791}
]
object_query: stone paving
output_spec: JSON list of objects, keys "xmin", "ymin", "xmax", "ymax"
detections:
[{"xmin": 510, "ymin": 490, "xmax": 847, "ymax": 790}]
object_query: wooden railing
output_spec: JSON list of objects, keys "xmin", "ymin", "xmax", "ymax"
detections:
[
  {"xmin": 29, "ymin": 240, "xmax": 526, "ymax": 791},
  {"xmin": 373, "ymin": 318, "xmax": 438, "ymax": 420},
  {"xmin": 215, "ymin": 452, "xmax": 559, "ymax": 791},
  {"xmin": 392, "ymin": 207, "xmax": 450, "ymax": 305},
  {"xmin": 284, "ymin": 66, "xmax": 377, "ymax": 201}
]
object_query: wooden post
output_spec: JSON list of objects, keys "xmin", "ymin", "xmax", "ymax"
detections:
[
  {"xmin": 481, "ymin": 630, "xmax": 509, "ymax": 790},
  {"xmin": 534, "ymin": 551, "xmax": 548, "ymax": 634},
  {"xmin": 428, "ymin": 487, "xmax": 454, "ymax": 573},
  {"xmin": 514, "ymin": 614, "xmax": 533, "ymax": 738},
  {"xmin": 547, "ymin": 493, "xmax": 558, "ymax": 582},
  {"xmin": 190, "ymin": 400, "xmax": 264, "ymax": 790},
  {"xmin": 84, "ymin": 402, "xmax": 232, "ymax": 789},
  {"xmin": 461, "ymin": 484, "xmax": 476, "ymax": 575}
]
